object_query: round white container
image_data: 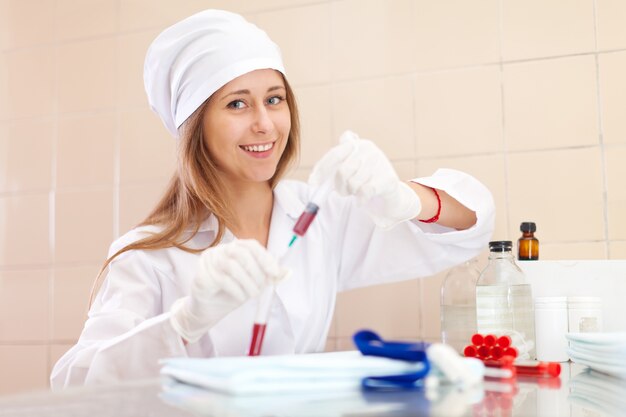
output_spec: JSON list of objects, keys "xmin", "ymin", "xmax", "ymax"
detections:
[
  {"xmin": 567, "ymin": 296, "xmax": 602, "ymax": 333},
  {"xmin": 535, "ymin": 296, "xmax": 569, "ymax": 362}
]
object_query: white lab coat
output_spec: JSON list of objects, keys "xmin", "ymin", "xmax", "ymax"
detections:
[{"xmin": 50, "ymin": 169, "xmax": 494, "ymax": 388}]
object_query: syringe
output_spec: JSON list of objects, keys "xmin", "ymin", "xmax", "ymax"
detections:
[{"xmin": 248, "ymin": 181, "xmax": 334, "ymax": 356}]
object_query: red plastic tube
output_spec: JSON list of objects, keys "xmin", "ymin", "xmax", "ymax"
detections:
[
  {"xmin": 497, "ymin": 335, "xmax": 512, "ymax": 348},
  {"xmin": 483, "ymin": 334, "xmax": 498, "ymax": 346},
  {"xmin": 464, "ymin": 345, "xmax": 478, "ymax": 357},
  {"xmin": 471, "ymin": 333, "xmax": 484, "ymax": 346},
  {"xmin": 503, "ymin": 346, "xmax": 518, "ymax": 358},
  {"xmin": 514, "ymin": 361, "xmax": 561, "ymax": 378},
  {"xmin": 490, "ymin": 345, "xmax": 504, "ymax": 360}
]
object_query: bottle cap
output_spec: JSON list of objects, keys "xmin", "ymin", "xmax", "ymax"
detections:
[
  {"xmin": 520, "ymin": 222, "xmax": 536, "ymax": 232},
  {"xmin": 488, "ymin": 241, "xmax": 513, "ymax": 252}
]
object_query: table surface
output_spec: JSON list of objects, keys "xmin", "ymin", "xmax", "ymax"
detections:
[{"xmin": 0, "ymin": 363, "xmax": 624, "ymax": 417}]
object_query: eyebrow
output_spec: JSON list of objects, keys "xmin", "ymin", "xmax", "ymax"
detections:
[{"xmin": 220, "ymin": 85, "xmax": 285, "ymax": 101}]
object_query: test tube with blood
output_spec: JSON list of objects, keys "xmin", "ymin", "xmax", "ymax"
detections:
[{"xmin": 248, "ymin": 182, "xmax": 333, "ymax": 356}]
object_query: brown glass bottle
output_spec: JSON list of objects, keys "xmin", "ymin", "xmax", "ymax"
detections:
[{"xmin": 518, "ymin": 222, "xmax": 539, "ymax": 260}]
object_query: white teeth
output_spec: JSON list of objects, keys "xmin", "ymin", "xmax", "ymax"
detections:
[{"xmin": 242, "ymin": 142, "xmax": 273, "ymax": 152}]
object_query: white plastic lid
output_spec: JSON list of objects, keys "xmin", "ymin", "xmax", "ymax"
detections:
[
  {"xmin": 535, "ymin": 296, "xmax": 567, "ymax": 308},
  {"xmin": 567, "ymin": 296, "xmax": 602, "ymax": 307}
]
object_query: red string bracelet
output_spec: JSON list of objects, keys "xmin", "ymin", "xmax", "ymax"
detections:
[{"xmin": 419, "ymin": 187, "xmax": 441, "ymax": 223}]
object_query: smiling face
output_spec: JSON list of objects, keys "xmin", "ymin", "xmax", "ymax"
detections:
[{"xmin": 201, "ymin": 69, "xmax": 291, "ymax": 188}]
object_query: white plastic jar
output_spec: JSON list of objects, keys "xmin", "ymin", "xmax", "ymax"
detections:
[
  {"xmin": 535, "ymin": 296, "xmax": 569, "ymax": 362},
  {"xmin": 567, "ymin": 296, "xmax": 602, "ymax": 333}
]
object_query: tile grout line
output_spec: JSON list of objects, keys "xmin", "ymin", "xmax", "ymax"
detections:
[{"xmin": 591, "ymin": 0, "xmax": 611, "ymax": 259}]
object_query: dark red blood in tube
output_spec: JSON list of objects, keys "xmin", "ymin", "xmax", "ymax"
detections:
[
  {"xmin": 293, "ymin": 203, "xmax": 319, "ymax": 236},
  {"xmin": 248, "ymin": 323, "xmax": 267, "ymax": 356}
]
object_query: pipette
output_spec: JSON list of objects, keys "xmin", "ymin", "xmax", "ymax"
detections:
[{"xmin": 248, "ymin": 181, "xmax": 334, "ymax": 356}]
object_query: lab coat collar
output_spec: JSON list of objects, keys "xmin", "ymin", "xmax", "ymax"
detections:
[{"xmin": 194, "ymin": 180, "xmax": 305, "ymax": 233}]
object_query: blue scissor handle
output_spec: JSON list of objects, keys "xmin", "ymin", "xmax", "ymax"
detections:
[{"xmin": 353, "ymin": 330, "xmax": 431, "ymax": 390}]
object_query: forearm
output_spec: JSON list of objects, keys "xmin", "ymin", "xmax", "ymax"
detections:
[{"xmin": 408, "ymin": 181, "xmax": 477, "ymax": 231}]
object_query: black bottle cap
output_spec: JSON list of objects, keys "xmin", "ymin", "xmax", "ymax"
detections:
[
  {"xmin": 520, "ymin": 222, "xmax": 536, "ymax": 233},
  {"xmin": 489, "ymin": 241, "xmax": 513, "ymax": 252}
]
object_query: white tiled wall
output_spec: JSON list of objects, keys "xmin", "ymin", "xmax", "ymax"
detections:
[{"xmin": 1, "ymin": 0, "xmax": 625, "ymax": 395}]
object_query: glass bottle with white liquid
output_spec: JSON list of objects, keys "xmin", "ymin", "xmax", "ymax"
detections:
[
  {"xmin": 476, "ymin": 241, "xmax": 536, "ymax": 359},
  {"xmin": 440, "ymin": 258, "xmax": 480, "ymax": 354}
]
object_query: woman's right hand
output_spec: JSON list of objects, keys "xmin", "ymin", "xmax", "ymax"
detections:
[{"xmin": 170, "ymin": 239, "xmax": 289, "ymax": 343}]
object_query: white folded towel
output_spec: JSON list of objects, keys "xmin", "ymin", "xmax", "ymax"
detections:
[
  {"xmin": 566, "ymin": 332, "xmax": 626, "ymax": 379},
  {"xmin": 160, "ymin": 351, "xmax": 428, "ymax": 396}
]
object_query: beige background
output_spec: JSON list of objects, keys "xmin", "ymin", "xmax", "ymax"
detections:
[{"xmin": 0, "ymin": 0, "xmax": 625, "ymax": 395}]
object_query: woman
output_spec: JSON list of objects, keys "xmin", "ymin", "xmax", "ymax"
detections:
[{"xmin": 51, "ymin": 9, "xmax": 494, "ymax": 388}]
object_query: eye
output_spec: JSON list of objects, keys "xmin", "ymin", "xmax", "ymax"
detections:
[
  {"xmin": 227, "ymin": 99, "xmax": 246, "ymax": 109},
  {"xmin": 267, "ymin": 95, "xmax": 284, "ymax": 105}
]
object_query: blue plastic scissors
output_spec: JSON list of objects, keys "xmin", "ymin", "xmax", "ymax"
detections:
[{"xmin": 353, "ymin": 329, "xmax": 431, "ymax": 390}]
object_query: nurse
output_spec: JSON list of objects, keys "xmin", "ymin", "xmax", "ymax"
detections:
[{"xmin": 51, "ymin": 9, "xmax": 494, "ymax": 388}]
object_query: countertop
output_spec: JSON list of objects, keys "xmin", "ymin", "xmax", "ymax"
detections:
[{"xmin": 0, "ymin": 363, "xmax": 624, "ymax": 417}]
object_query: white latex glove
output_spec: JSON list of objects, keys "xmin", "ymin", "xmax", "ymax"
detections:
[
  {"xmin": 309, "ymin": 130, "xmax": 422, "ymax": 229},
  {"xmin": 170, "ymin": 239, "xmax": 290, "ymax": 343}
]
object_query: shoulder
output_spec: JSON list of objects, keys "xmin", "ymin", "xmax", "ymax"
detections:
[{"xmin": 108, "ymin": 224, "xmax": 164, "ymax": 257}]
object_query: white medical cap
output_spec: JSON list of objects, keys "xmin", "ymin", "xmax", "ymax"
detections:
[{"xmin": 143, "ymin": 9, "xmax": 285, "ymax": 138}]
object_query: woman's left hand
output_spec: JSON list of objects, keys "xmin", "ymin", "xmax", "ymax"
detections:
[{"xmin": 309, "ymin": 130, "xmax": 422, "ymax": 229}]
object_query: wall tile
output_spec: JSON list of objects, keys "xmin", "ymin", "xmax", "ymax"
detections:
[
  {"xmin": 605, "ymin": 147, "xmax": 626, "ymax": 240},
  {"xmin": 52, "ymin": 265, "xmax": 97, "ymax": 341},
  {"xmin": 415, "ymin": 67, "xmax": 503, "ymax": 157},
  {"xmin": 413, "ymin": 0, "xmax": 500, "ymax": 70},
  {"xmin": 0, "ymin": 119, "xmax": 53, "ymax": 193},
  {"xmin": 0, "ymin": 269, "xmax": 49, "ymax": 342},
  {"xmin": 57, "ymin": 38, "xmax": 116, "ymax": 113},
  {"xmin": 598, "ymin": 52, "xmax": 626, "ymax": 145},
  {"xmin": 507, "ymin": 147, "xmax": 605, "ymax": 242},
  {"xmin": 503, "ymin": 56, "xmax": 599, "ymax": 152},
  {"xmin": 119, "ymin": 0, "xmax": 244, "ymax": 32},
  {"xmin": 55, "ymin": 0, "xmax": 117, "ymax": 41},
  {"xmin": 0, "ymin": 345, "xmax": 48, "ymax": 395},
  {"xmin": 541, "ymin": 241, "xmax": 607, "ymax": 260},
  {"xmin": 0, "ymin": 0, "xmax": 55, "ymax": 50},
  {"xmin": 2, "ymin": 47, "xmax": 56, "ymax": 119},
  {"xmin": 609, "ymin": 241, "xmax": 626, "ymax": 259},
  {"xmin": 596, "ymin": 0, "xmax": 626, "ymax": 51},
  {"xmin": 255, "ymin": 4, "xmax": 331, "ymax": 86},
  {"xmin": 55, "ymin": 188, "xmax": 114, "ymax": 264},
  {"xmin": 332, "ymin": 76, "xmax": 415, "ymax": 160},
  {"xmin": 117, "ymin": 31, "xmax": 159, "ymax": 109},
  {"xmin": 49, "ymin": 343, "xmax": 74, "ymax": 376},
  {"xmin": 331, "ymin": 0, "xmax": 417, "ymax": 80},
  {"xmin": 501, "ymin": 0, "xmax": 595, "ymax": 61},
  {"xmin": 0, "ymin": 53, "xmax": 7, "ymax": 118},
  {"xmin": 0, "ymin": 193, "xmax": 51, "ymax": 266},
  {"xmin": 335, "ymin": 280, "xmax": 420, "ymax": 339},
  {"xmin": 417, "ymin": 155, "xmax": 507, "ymax": 243},
  {"xmin": 393, "ymin": 161, "xmax": 416, "ymax": 182},
  {"xmin": 57, "ymin": 113, "xmax": 116, "ymax": 188},
  {"xmin": 119, "ymin": 181, "xmax": 167, "ymax": 235},
  {"xmin": 294, "ymin": 85, "xmax": 332, "ymax": 168},
  {"xmin": 119, "ymin": 108, "xmax": 176, "ymax": 183}
]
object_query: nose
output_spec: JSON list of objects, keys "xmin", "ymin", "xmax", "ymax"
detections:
[{"xmin": 252, "ymin": 105, "xmax": 274, "ymax": 134}]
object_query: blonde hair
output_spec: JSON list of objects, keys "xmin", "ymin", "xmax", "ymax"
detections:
[{"xmin": 89, "ymin": 76, "xmax": 300, "ymax": 306}]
